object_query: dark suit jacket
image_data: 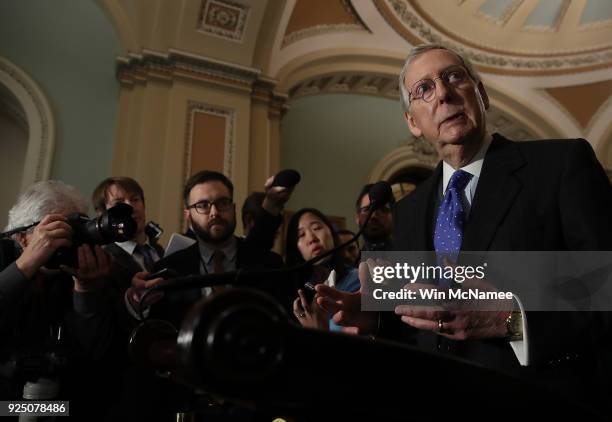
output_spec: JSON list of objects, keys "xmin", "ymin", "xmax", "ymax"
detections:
[
  {"xmin": 389, "ymin": 134, "xmax": 612, "ymax": 407},
  {"xmin": 149, "ymin": 237, "xmax": 290, "ymax": 328}
]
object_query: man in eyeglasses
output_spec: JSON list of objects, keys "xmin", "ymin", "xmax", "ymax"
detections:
[
  {"xmin": 355, "ymin": 183, "xmax": 394, "ymax": 252},
  {"xmin": 129, "ymin": 170, "xmax": 289, "ymax": 327},
  {"xmin": 316, "ymin": 43, "xmax": 612, "ymax": 412}
]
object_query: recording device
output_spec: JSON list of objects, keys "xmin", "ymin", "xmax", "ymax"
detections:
[
  {"xmin": 271, "ymin": 169, "xmax": 301, "ymax": 189},
  {"xmin": 145, "ymin": 221, "xmax": 163, "ymax": 242},
  {"xmin": 302, "ymin": 282, "xmax": 316, "ymax": 303},
  {"xmin": 48, "ymin": 203, "xmax": 136, "ymax": 268},
  {"xmin": 145, "ymin": 268, "xmax": 179, "ymax": 281},
  {"xmin": 1, "ymin": 203, "xmax": 137, "ymax": 269}
]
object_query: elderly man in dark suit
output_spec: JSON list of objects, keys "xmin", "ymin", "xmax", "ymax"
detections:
[{"xmin": 316, "ymin": 43, "xmax": 612, "ymax": 413}]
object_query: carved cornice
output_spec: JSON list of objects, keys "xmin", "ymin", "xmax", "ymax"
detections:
[
  {"xmin": 289, "ymin": 72, "xmax": 400, "ymax": 100},
  {"xmin": 251, "ymin": 77, "xmax": 289, "ymax": 119},
  {"xmin": 117, "ymin": 49, "xmax": 260, "ymax": 90},
  {"xmin": 397, "ymin": 136, "xmax": 438, "ymax": 167},
  {"xmin": 375, "ymin": 0, "xmax": 612, "ymax": 75}
]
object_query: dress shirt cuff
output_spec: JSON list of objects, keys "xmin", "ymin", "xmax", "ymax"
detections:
[{"xmin": 509, "ymin": 293, "xmax": 529, "ymax": 366}]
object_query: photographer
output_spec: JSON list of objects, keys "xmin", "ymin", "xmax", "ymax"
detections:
[{"xmin": 0, "ymin": 180, "xmax": 115, "ymax": 419}]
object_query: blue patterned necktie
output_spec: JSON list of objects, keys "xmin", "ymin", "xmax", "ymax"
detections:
[{"xmin": 434, "ymin": 169, "xmax": 473, "ymax": 271}]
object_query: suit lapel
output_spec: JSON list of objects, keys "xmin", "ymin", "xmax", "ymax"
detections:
[
  {"xmin": 105, "ymin": 243, "xmax": 142, "ymax": 273},
  {"xmin": 461, "ymin": 134, "xmax": 525, "ymax": 251}
]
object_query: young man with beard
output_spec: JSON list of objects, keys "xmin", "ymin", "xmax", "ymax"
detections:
[{"xmin": 128, "ymin": 170, "xmax": 290, "ymax": 327}]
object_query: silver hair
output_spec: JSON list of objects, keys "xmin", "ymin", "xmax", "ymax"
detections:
[
  {"xmin": 5, "ymin": 180, "xmax": 88, "ymax": 234},
  {"xmin": 399, "ymin": 43, "xmax": 482, "ymax": 112}
]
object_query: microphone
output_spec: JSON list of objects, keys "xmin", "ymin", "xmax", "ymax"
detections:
[
  {"xmin": 271, "ymin": 169, "xmax": 301, "ymax": 189},
  {"xmin": 368, "ymin": 180, "xmax": 393, "ymax": 211},
  {"xmin": 148, "ymin": 181, "xmax": 393, "ymax": 294}
]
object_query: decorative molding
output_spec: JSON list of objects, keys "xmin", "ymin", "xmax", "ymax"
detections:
[
  {"xmin": 282, "ymin": 23, "xmax": 367, "ymax": 48},
  {"xmin": 289, "ymin": 72, "xmax": 399, "ymax": 100},
  {"xmin": 117, "ymin": 49, "xmax": 260, "ymax": 91},
  {"xmin": 369, "ymin": 136, "xmax": 437, "ymax": 182},
  {"xmin": 198, "ymin": 0, "xmax": 250, "ymax": 43},
  {"xmin": 0, "ymin": 57, "xmax": 55, "ymax": 190},
  {"xmin": 184, "ymin": 101, "xmax": 235, "ymax": 184},
  {"xmin": 251, "ymin": 77, "xmax": 289, "ymax": 119},
  {"xmin": 375, "ymin": 0, "xmax": 612, "ymax": 73},
  {"xmin": 486, "ymin": 107, "xmax": 537, "ymax": 141},
  {"xmin": 0, "ymin": 91, "xmax": 28, "ymax": 133}
]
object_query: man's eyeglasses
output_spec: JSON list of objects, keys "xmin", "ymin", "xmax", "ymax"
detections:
[
  {"xmin": 358, "ymin": 204, "xmax": 392, "ymax": 215},
  {"xmin": 408, "ymin": 66, "xmax": 470, "ymax": 104},
  {"xmin": 187, "ymin": 197, "xmax": 233, "ymax": 214}
]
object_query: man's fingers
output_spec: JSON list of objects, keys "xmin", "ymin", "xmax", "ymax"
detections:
[
  {"xmin": 94, "ymin": 245, "xmax": 110, "ymax": 270},
  {"xmin": 263, "ymin": 176, "xmax": 274, "ymax": 190},
  {"xmin": 358, "ymin": 261, "xmax": 372, "ymax": 292},
  {"xmin": 78, "ymin": 245, "xmax": 96, "ymax": 271},
  {"xmin": 394, "ymin": 305, "xmax": 448, "ymax": 321},
  {"xmin": 37, "ymin": 214, "xmax": 67, "ymax": 226},
  {"xmin": 400, "ymin": 315, "xmax": 439, "ymax": 331},
  {"xmin": 144, "ymin": 277, "xmax": 164, "ymax": 289},
  {"xmin": 316, "ymin": 296, "xmax": 341, "ymax": 314},
  {"xmin": 314, "ymin": 284, "xmax": 345, "ymax": 301},
  {"xmin": 341, "ymin": 326, "xmax": 360, "ymax": 335}
]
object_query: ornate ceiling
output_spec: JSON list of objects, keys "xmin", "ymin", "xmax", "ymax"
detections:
[{"xmin": 101, "ymin": 0, "xmax": 612, "ymax": 165}]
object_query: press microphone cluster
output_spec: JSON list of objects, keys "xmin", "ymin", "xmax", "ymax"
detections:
[{"xmin": 148, "ymin": 180, "xmax": 393, "ymax": 294}]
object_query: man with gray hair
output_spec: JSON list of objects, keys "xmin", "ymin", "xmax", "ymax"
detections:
[
  {"xmin": 316, "ymin": 43, "xmax": 612, "ymax": 413},
  {"xmin": 0, "ymin": 180, "xmax": 116, "ymax": 419}
]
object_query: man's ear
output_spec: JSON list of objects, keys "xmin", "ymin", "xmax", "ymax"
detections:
[
  {"xmin": 183, "ymin": 208, "xmax": 190, "ymax": 223},
  {"xmin": 477, "ymin": 81, "xmax": 489, "ymax": 110},
  {"xmin": 404, "ymin": 111, "xmax": 423, "ymax": 138}
]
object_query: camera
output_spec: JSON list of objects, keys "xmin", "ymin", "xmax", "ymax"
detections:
[{"xmin": 46, "ymin": 203, "xmax": 137, "ymax": 268}]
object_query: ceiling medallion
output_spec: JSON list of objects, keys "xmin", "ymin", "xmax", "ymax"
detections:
[{"xmin": 198, "ymin": 0, "xmax": 250, "ymax": 43}]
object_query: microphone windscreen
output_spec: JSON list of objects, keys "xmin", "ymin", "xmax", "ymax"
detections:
[
  {"xmin": 368, "ymin": 181, "xmax": 392, "ymax": 210},
  {"xmin": 272, "ymin": 169, "xmax": 301, "ymax": 188}
]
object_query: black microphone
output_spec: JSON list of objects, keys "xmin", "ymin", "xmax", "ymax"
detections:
[
  {"xmin": 368, "ymin": 180, "xmax": 393, "ymax": 211},
  {"xmin": 271, "ymin": 169, "xmax": 301, "ymax": 189}
]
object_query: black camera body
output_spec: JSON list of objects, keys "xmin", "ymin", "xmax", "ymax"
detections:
[{"xmin": 46, "ymin": 203, "xmax": 137, "ymax": 268}]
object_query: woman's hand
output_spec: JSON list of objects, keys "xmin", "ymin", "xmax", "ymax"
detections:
[{"xmin": 293, "ymin": 289, "xmax": 329, "ymax": 330}]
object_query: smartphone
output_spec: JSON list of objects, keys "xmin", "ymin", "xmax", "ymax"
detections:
[
  {"xmin": 144, "ymin": 268, "xmax": 178, "ymax": 280},
  {"xmin": 302, "ymin": 282, "xmax": 316, "ymax": 303}
]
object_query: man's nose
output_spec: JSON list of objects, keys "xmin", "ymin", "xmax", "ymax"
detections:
[
  {"xmin": 434, "ymin": 77, "xmax": 453, "ymax": 103},
  {"xmin": 209, "ymin": 203, "xmax": 220, "ymax": 217}
]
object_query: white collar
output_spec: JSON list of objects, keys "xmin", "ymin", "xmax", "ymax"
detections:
[
  {"xmin": 115, "ymin": 239, "xmax": 154, "ymax": 255},
  {"xmin": 442, "ymin": 133, "xmax": 492, "ymax": 193}
]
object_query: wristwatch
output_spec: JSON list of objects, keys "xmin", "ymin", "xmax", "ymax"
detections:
[{"xmin": 505, "ymin": 310, "xmax": 523, "ymax": 342}]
